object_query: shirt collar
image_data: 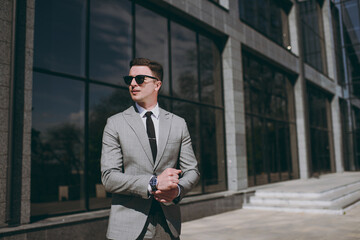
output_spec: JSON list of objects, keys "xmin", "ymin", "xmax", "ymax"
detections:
[{"xmin": 135, "ymin": 102, "xmax": 159, "ymax": 119}]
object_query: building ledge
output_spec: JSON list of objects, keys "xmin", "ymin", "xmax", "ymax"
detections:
[{"xmin": 0, "ymin": 189, "xmax": 255, "ymax": 237}]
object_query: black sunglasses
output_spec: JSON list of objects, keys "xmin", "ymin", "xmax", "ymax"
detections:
[{"xmin": 123, "ymin": 75, "xmax": 158, "ymax": 85}]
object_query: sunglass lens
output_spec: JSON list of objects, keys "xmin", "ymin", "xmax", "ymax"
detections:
[
  {"xmin": 135, "ymin": 75, "xmax": 145, "ymax": 84},
  {"xmin": 123, "ymin": 76, "xmax": 133, "ymax": 85}
]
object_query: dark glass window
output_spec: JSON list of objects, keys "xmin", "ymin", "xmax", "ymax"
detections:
[
  {"xmin": 200, "ymin": 107, "xmax": 226, "ymax": 192},
  {"xmin": 135, "ymin": 5, "xmax": 170, "ymax": 94},
  {"xmin": 239, "ymin": 0, "xmax": 291, "ymax": 49},
  {"xmin": 339, "ymin": 99, "xmax": 351, "ymax": 171},
  {"xmin": 34, "ymin": 0, "xmax": 86, "ymax": 76},
  {"xmin": 32, "ymin": 0, "xmax": 226, "ymax": 218},
  {"xmin": 299, "ymin": 0, "xmax": 327, "ymax": 74},
  {"xmin": 340, "ymin": 0, "xmax": 360, "ymax": 97},
  {"xmin": 307, "ymin": 84, "xmax": 334, "ymax": 174},
  {"xmin": 31, "ymin": 73, "xmax": 85, "ymax": 216},
  {"xmin": 352, "ymin": 107, "xmax": 360, "ymax": 170},
  {"xmin": 171, "ymin": 22, "xmax": 198, "ymax": 101},
  {"xmin": 243, "ymin": 52, "xmax": 298, "ymax": 187},
  {"xmin": 199, "ymin": 35, "xmax": 223, "ymax": 106},
  {"xmin": 89, "ymin": 0, "xmax": 132, "ymax": 85}
]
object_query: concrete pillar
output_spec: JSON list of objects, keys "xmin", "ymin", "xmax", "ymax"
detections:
[
  {"xmin": 293, "ymin": 1, "xmax": 311, "ymax": 179},
  {"xmin": 223, "ymin": 36, "xmax": 248, "ymax": 190},
  {"xmin": 331, "ymin": 96, "xmax": 344, "ymax": 172},
  {"xmin": 0, "ymin": 0, "xmax": 14, "ymax": 227},
  {"xmin": 294, "ymin": 76, "xmax": 310, "ymax": 179},
  {"xmin": 0, "ymin": 0, "xmax": 34, "ymax": 226},
  {"xmin": 288, "ymin": 2, "xmax": 299, "ymax": 56},
  {"xmin": 322, "ymin": 0, "xmax": 337, "ymax": 81}
]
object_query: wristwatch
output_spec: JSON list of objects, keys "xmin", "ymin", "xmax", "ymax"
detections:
[{"xmin": 149, "ymin": 175, "xmax": 157, "ymax": 192}]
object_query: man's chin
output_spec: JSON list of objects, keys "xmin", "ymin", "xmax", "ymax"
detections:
[{"xmin": 130, "ymin": 95, "xmax": 141, "ymax": 101}]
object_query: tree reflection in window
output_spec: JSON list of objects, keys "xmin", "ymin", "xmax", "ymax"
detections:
[{"xmin": 31, "ymin": 73, "xmax": 85, "ymax": 216}]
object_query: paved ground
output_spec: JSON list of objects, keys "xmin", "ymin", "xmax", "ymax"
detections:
[{"xmin": 181, "ymin": 203, "xmax": 360, "ymax": 240}]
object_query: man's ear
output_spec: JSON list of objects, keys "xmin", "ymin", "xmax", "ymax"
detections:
[{"xmin": 155, "ymin": 81, "xmax": 162, "ymax": 91}]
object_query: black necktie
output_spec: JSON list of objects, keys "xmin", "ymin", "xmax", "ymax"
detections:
[{"xmin": 145, "ymin": 111, "xmax": 157, "ymax": 162}]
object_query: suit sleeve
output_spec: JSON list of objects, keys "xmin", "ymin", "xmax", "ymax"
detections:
[
  {"xmin": 176, "ymin": 119, "xmax": 200, "ymax": 202},
  {"xmin": 101, "ymin": 117, "xmax": 150, "ymax": 199}
]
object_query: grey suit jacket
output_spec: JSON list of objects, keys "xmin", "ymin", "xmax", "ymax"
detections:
[{"xmin": 101, "ymin": 105, "xmax": 200, "ymax": 240}]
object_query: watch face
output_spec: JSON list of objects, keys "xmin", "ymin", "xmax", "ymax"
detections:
[{"xmin": 150, "ymin": 176, "xmax": 157, "ymax": 191}]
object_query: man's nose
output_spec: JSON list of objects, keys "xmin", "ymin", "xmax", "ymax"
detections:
[{"xmin": 130, "ymin": 77, "xmax": 138, "ymax": 86}]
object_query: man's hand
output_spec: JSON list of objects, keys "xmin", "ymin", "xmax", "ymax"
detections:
[
  {"xmin": 156, "ymin": 168, "xmax": 181, "ymax": 191},
  {"xmin": 153, "ymin": 187, "xmax": 179, "ymax": 203}
]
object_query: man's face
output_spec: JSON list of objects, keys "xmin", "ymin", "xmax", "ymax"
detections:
[{"xmin": 128, "ymin": 65, "xmax": 161, "ymax": 107}]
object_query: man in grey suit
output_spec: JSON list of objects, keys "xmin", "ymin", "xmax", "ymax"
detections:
[{"xmin": 101, "ymin": 58, "xmax": 200, "ymax": 240}]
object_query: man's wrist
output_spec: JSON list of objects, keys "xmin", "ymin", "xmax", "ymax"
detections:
[{"xmin": 149, "ymin": 175, "xmax": 158, "ymax": 192}]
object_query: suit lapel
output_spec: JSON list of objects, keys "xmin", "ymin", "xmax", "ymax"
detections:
[
  {"xmin": 154, "ymin": 108, "xmax": 172, "ymax": 170},
  {"xmin": 123, "ymin": 106, "xmax": 154, "ymax": 167}
]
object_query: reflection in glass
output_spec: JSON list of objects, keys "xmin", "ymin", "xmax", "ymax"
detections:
[
  {"xmin": 343, "ymin": 0, "xmax": 360, "ymax": 44},
  {"xmin": 199, "ymin": 35, "xmax": 223, "ymax": 106},
  {"xmin": 238, "ymin": 0, "xmax": 290, "ymax": 48},
  {"xmin": 34, "ymin": 0, "xmax": 86, "ymax": 76},
  {"xmin": 299, "ymin": 0, "xmax": 326, "ymax": 73},
  {"xmin": 246, "ymin": 115, "xmax": 254, "ymax": 186},
  {"xmin": 88, "ymin": 85, "xmax": 132, "ymax": 209},
  {"xmin": 89, "ymin": 0, "xmax": 132, "ymax": 85},
  {"xmin": 136, "ymin": 5, "xmax": 169, "ymax": 95},
  {"xmin": 353, "ymin": 107, "xmax": 360, "ymax": 170},
  {"xmin": 243, "ymin": 53, "xmax": 297, "ymax": 186},
  {"xmin": 200, "ymin": 107, "xmax": 226, "ymax": 192},
  {"xmin": 31, "ymin": 73, "xmax": 85, "ymax": 216},
  {"xmin": 307, "ymin": 85, "xmax": 332, "ymax": 174},
  {"xmin": 171, "ymin": 22, "xmax": 198, "ymax": 101},
  {"xmin": 172, "ymin": 100, "xmax": 202, "ymax": 195}
]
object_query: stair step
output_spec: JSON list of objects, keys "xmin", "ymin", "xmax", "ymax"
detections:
[
  {"xmin": 244, "ymin": 176, "xmax": 360, "ymax": 214},
  {"xmin": 243, "ymin": 205, "xmax": 345, "ymax": 215},
  {"xmin": 254, "ymin": 181, "xmax": 360, "ymax": 200},
  {"xmin": 249, "ymin": 189, "xmax": 360, "ymax": 208}
]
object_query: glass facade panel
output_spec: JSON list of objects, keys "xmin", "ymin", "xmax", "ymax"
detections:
[
  {"xmin": 31, "ymin": 73, "xmax": 85, "ymax": 216},
  {"xmin": 299, "ymin": 0, "xmax": 327, "ymax": 74},
  {"xmin": 171, "ymin": 22, "xmax": 198, "ymax": 101},
  {"xmin": 199, "ymin": 35, "xmax": 223, "ymax": 106},
  {"xmin": 136, "ymin": 5, "xmax": 170, "ymax": 94},
  {"xmin": 34, "ymin": 0, "xmax": 86, "ymax": 76},
  {"xmin": 353, "ymin": 107, "xmax": 360, "ymax": 170},
  {"xmin": 89, "ymin": 0, "xmax": 132, "ymax": 85},
  {"xmin": 243, "ymin": 52, "xmax": 298, "ymax": 186},
  {"xmin": 239, "ymin": 0, "xmax": 290, "ymax": 48},
  {"xmin": 307, "ymin": 85, "xmax": 333, "ymax": 174},
  {"xmin": 201, "ymin": 107, "xmax": 226, "ymax": 192}
]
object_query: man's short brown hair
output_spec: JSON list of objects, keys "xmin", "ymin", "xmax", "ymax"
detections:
[{"xmin": 130, "ymin": 58, "xmax": 163, "ymax": 82}]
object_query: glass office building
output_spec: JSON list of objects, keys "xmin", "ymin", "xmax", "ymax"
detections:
[{"xmin": 1, "ymin": 0, "xmax": 359, "ymax": 238}]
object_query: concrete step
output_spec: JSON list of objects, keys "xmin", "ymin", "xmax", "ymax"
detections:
[
  {"xmin": 242, "ymin": 205, "xmax": 346, "ymax": 215},
  {"xmin": 248, "ymin": 189, "xmax": 360, "ymax": 208},
  {"xmin": 244, "ymin": 174, "xmax": 360, "ymax": 214},
  {"xmin": 250, "ymin": 183, "xmax": 360, "ymax": 206},
  {"xmin": 254, "ymin": 181, "xmax": 360, "ymax": 200}
]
